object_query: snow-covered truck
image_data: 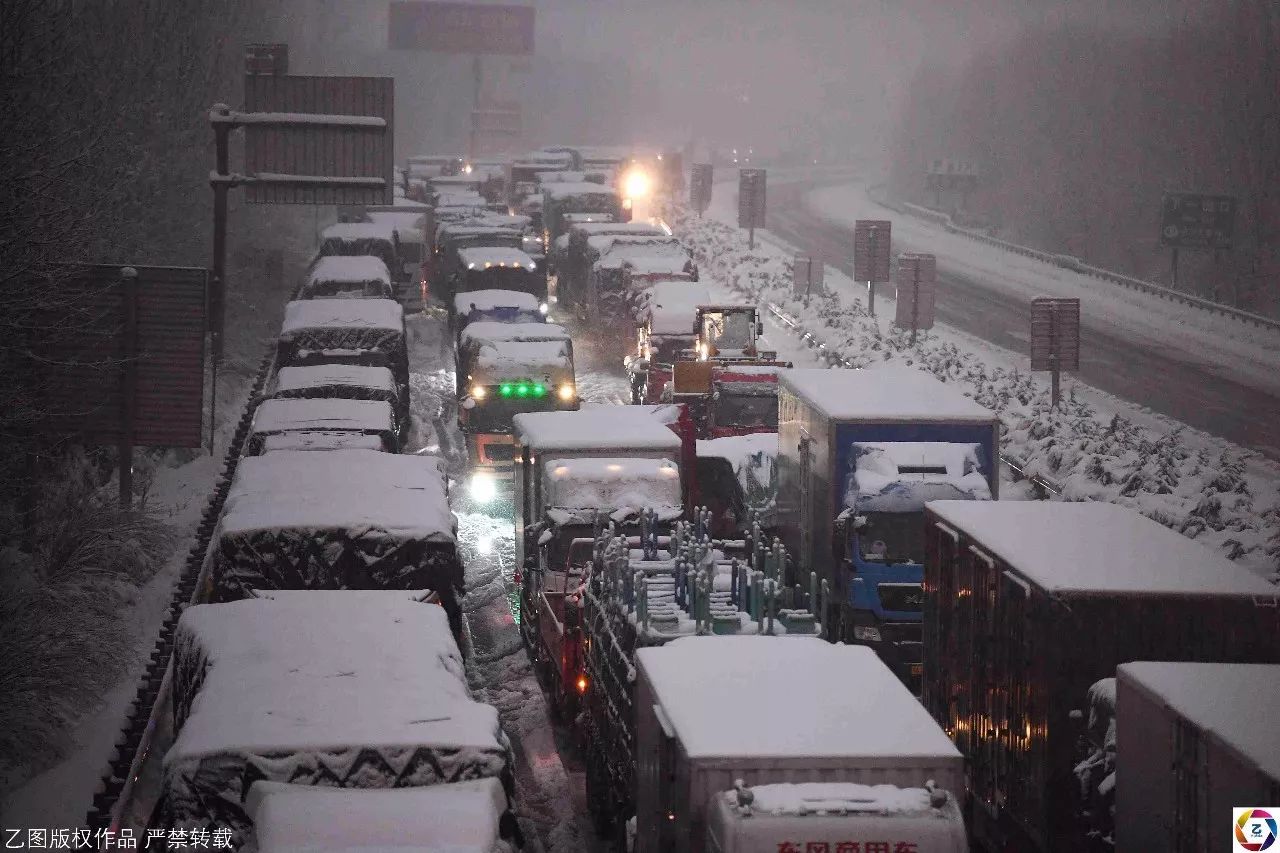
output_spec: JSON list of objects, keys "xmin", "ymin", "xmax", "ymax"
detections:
[
  {"xmin": 586, "ymin": 237, "xmax": 699, "ymax": 350},
  {"xmin": 452, "ymin": 288, "xmax": 545, "ymax": 346},
  {"xmin": 625, "ymin": 280, "xmax": 712, "ymax": 403},
  {"xmin": 704, "ymin": 781, "xmax": 968, "ymax": 853},
  {"xmin": 245, "ymin": 778, "xmax": 520, "ymax": 853},
  {"xmin": 456, "ymin": 322, "xmax": 578, "ymax": 489},
  {"xmin": 512, "ymin": 407, "xmax": 687, "ymax": 721},
  {"xmin": 204, "ymin": 450, "xmax": 464, "ymax": 631},
  {"xmin": 776, "ymin": 365, "xmax": 1000, "ymax": 694},
  {"xmin": 555, "ymin": 221, "xmax": 667, "ymax": 311},
  {"xmin": 276, "ymin": 298, "xmax": 409, "ymax": 393},
  {"xmin": 406, "ymin": 153, "xmax": 464, "ymax": 180},
  {"xmin": 318, "ymin": 222, "xmax": 403, "ymax": 293},
  {"xmin": 1113, "ymin": 662, "xmax": 1280, "ymax": 853},
  {"xmin": 158, "ymin": 592, "xmax": 510, "ymax": 841},
  {"xmin": 245, "ymin": 398, "xmax": 399, "ymax": 455},
  {"xmin": 542, "ymin": 182, "xmax": 624, "ymax": 247},
  {"xmin": 920, "ymin": 500, "xmax": 1280, "ymax": 853},
  {"xmin": 451, "ymin": 246, "xmax": 547, "ymax": 309},
  {"xmin": 665, "ymin": 362, "xmax": 788, "ymax": 440},
  {"xmin": 366, "ymin": 208, "xmax": 429, "ymax": 292},
  {"xmin": 630, "ymin": 636, "xmax": 963, "ymax": 853},
  {"xmin": 265, "ymin": 364, "xmax": 407, "ymax": 440},
  {"xmin": 297, "ymin": 255, "xmax": 394, "ymax": 300}
]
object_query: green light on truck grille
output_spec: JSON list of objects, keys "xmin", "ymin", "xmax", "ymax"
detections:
[
  {"xmin": 531, "ymin": 383, "xmax": 546, "ymax": 398},
  {"xmin": 499, "ymin": 383, "xmax": 513, "ymax": 398}
]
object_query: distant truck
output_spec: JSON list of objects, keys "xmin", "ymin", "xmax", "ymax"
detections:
[
  {"xmin": 633, "ymin": 637, "xmax": 965, "ymax": 853},
  {"xmin": 542, "ymin": 182, "xmax": 624, "ymax": 247},
  {"xmin": 1114, "ymin": 662, "xmax": 1280, "ymax": 853},
  {"xmin": 556, "ymin": 221, "xmax": 667, "ymax": 312},
  {"xmin": 921, "ymin": 500, "xmax": 1280, "ymax": 853},
  {"xmin": 776, "ymin": 366, "xmax": 1000, "ymax": 693},
  {"xmin": 318, "ymin": 222, "xmax": 403, "ymax": 293},
  {"xmin": 670, "ymin": 363, "xmax": 785, "ymax": 439},
  {"xmin": 276, "ymin": 298, "xmax": 409, "ymax": 393}
]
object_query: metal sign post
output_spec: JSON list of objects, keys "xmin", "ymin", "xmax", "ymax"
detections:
[
  {"xmin": 894, "ymin": 253, "xmax": 936, "ymax": 345},
  {"xmin": 738, "ymin": 168, "xmax": 766, "ymax": 249},
  {"xmin": 853, "ymin": 219, "xmax": 892, "ymax": 317},
  {"xmin": 118, "ymin": 268, "xmax": 138, "ymax": 507},
  {"xmin": 690, "ymin": 163, "xmax": 713, "ymax": 215},
  {"xmin": 1030, "ymin": 297, "xmax": 1081, "ymax": 408}
]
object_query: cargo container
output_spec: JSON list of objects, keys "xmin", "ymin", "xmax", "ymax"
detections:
[
  {"xmin": 777, "ymin": 366, "xmax": 1000, "ymax": 691},
  {"xmin": 922, "ymin": 500, "xmax": 1280, "ymax": 853},
  {"xmin": 634, "ymin": 637, "xmax": 964, "ymax": 853},
  {"xmin": 1114, "ymin": 662, "xmax": 1280, "ymax": 853}
]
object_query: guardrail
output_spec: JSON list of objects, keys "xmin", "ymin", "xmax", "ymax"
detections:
[
  {"xmin": 761, "ymin": 303, "xmax": 1063, "ymax": 499},
  {"xmin": 887, "ymin": 199, "xmax": 1280, "ymax": 333}
]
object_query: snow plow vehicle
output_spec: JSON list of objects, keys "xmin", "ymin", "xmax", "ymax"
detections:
[{"xmin": 456, "ymin": 321, "xmax": 578, "ymax": 496}]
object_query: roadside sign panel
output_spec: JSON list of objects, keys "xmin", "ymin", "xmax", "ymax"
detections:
[
  {"xmin": 245, "ymin": 43, "xmax": 288, "ymax": 75},
  {"xmin": 1030, "ymin": 297, "xmax": 1081, "ymax": 371},
  {"xmin": 853, "ymin": 220, "xmax": 892, "ymax": 282},
  {"xmin": 738, "ymin": 168, "xmax": 766, "ymax": 229},
  {"xmin": 388, "ymin": 2, "xmax": 535, "ymax": 55},
  {"xmin": 894, "ymin": 253, "xmax": 937, "ymax": 332},
  {"xmin": 1159, "ymin": 193, "xmax": 1236, "ymax": 250},
  {"xmin": 243, "ymin": 75, "xmax": 394, "ymax": 205},
  {"xmin": 41, "ymin": 265, "xmax": 207, "ymax": 448},
  {"xmin": 690, "ymin": 163, "xmax": 713, "ymax": 214}
]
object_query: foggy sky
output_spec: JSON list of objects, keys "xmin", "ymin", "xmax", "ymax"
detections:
[{"xmin": 261, "ymin": 0, "xmax": 1188, "ymax": 164}]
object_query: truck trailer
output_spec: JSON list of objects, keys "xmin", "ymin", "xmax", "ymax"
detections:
[
  {"xmin": 776, "ymin": 366, "xmax": 1000, "ymax": 692},
  {"xmin": 1114, "ymin": 662, "xmax": 1280, "ymax": 853},
  {"xmin": 634, "ymin": 636, "xmax": 965, "ymax": 853},
  {"xmin": 921, "ymin": 500, "xmax": 1280, "ymax": 853}
]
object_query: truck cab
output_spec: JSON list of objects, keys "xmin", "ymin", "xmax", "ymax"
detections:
[
  {"xmin": 450, "ymin": 246, "xmax": 546, "ymax": 309},
  {"xmin": 626, "ymin": 280, "xmax": 713, "ymax": 404},
  {"xmin": 776, "ymin": 366, "xmax": 1000, "ymax": 694},
  {"xmin": 451, "ymin": 289, "xmax": 545, "ymax": 346},
  {"xmin": 694, "ymin": 305, "xmax": 772, "ymax": 362},
  {"xmin": 512, "ymin": 408, "xmax": 686, "ymax": 718},
  {"xmin": 456, "ymin": 321, "xmax": 578, "ymax": 496}
]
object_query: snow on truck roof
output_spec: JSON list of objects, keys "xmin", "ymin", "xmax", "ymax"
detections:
[
  {"xmin": 571, "ymin": 222, "xmax": 665, "ymax": 238},
  {"xmin": 647, "ymin": 281, "xmax": 713, "ymax": 334},
  {"xmin": 1118, "ymin": 662, "xmax": 1280, "ymax": 780},
  {"xmin": 453, "ymin": 289, "xmax": 541, "ymax": 314},
  {"xmin": 168, "ymin": 595, "xmax": 500, "ymax": 762},
  {"xmin": 461, "ymin": 321, "xmax": 568, "ymax": 346},
  {"xmin": 246, "ymin": 778, "xmax": 507, "ymax": 853},
  {"xmin": 849, "ymin": 441, "xmax": 992, "ymax": 512},
  {"xmin": 250, "ymin": 398, "xmax": 394, "ymax": 436},
  {"xmin": 778, "ymin": 366, "xmax": 996, "ymax": 422},
  {"xmin": 730, "ymin": 781, "xmax": 959, "ymax": 819},
  {"xmin": 306, "ymin": 255, "xmax": 390, "ymax": 285},
  {"xmin": 457, "ymin": 246, "xmax": 536, "ymax": 269},
  {"xmin": 219, "ymin": 449, "xmax": 452, "ymax": 540},
  {"xmin": 514, "ymin": 408, "xmax": 681, "ymax": 452},
  {"xmin": 320, "ymin": 222, "xmax": 396, "ymax": 243},
  {"xmin": 366, "ymin": 210, "xmax": 425, "ymax": 241},
  {"xmin": 542, "ymin": 182, "xmax": 618, "ymax": 200},
  {"xmin": 281, "ymin": 299, "xmax": 404, "ymax": 335},
  {"xmin": 272, "ymin": 364, "xmax": 396, "ymax": 395},
  {"xmin": 639, "ymin": 638, "xmax": 962, "ymax": 761},
  {"xmin": 926, "ymin": 501, "xmax": 1280, "ymax": 596}
]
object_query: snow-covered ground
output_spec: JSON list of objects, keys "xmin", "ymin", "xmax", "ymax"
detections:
[
  {"xmin": 806, "ymin": 182, "xmax": 1280, "ymax": 397},
  {"xmin": 677, "ymin": 182, "xmax": 1278, "ymax": 582}
]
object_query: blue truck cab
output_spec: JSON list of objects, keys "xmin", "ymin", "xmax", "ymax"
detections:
[{"xmin": 776, "ymin": 366, "xmax": 1000, "ymax": 693}]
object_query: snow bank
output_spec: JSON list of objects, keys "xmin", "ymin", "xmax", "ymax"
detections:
[
  {"xmin": 163, "ymin": 595, "xmax": 509, "ymax": 837},
  {"xmin": 780, "ymin": 365, "xmax": 996, "ymax": 422},
  {"xmin": 544, "ymin": 456, "xmax": 682, "ymax": 520},
  {"xmin": 1117, "ymin": 662, "xmax": 1280, "ymax": 780},
  {"xmin": 849, "ymin": 441, "xmax": 992, "ymax": 512},
  {"xmin": 514, "ymin": 408, "xmax": 681, "ymax": 452},
  {"xmin": 927, "ymin": 500, "xmax": 1279, "ymax": 595},
  {"xmin": 638, "ymin": 637, "xmax": 960, "ymax": 761},
  {"xmin": 246, "ymin": 778, "xmax": 512, "ymax": 853}
]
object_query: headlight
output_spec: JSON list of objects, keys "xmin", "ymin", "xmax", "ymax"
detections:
[
  {"xmin": 471, "ymin": 385, "xmax": 487, "ymax": 400},
  {"xmin": 469, "ymin": 472, "xmax": 497, "ymax": 503},
  {"xmin": 539, "ymin": 302, "xmax": 549, "ymax": 315},
  {"xmin": 853, "ymin": 625, "xmax": 882, "ymax": 643},
  {"xmin": 557, "ymin": 383, "xmax": 576, "ymax": 402},
  {"xmin": 623, "ymin": 168, "xmax": 651, "ymax": 200}
]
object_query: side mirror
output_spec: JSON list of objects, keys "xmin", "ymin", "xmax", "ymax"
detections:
[{"xmin": 757, "ymin": 322, "xmax": 764, "ymax": 336}]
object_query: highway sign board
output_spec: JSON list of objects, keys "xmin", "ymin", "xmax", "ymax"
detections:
[
  {"xmin": 1160, "ymin": 193, "xmax": 1236, "ymax": 250},
  {"xmin": 245, "ymin": 43, "xmax": 288, "ymax": 75},
  {"xmin": 690, "ymin": 164, "xmax": 713, "ymax": 214},
  {"xmin": 895, "ymin": 253, "xmax": 937, "ymax": 335},
  {"xmin": 242, "ymin": 75, "xmax": 394, "ymax": 205},
  {"xmin": 1030, "ymin": 297, "xmax": 1081, "ymax": 372},
  {"xmin": 853, "ymin": 220, "xmax": 892, "ymax": 282},
  {"xmin": 738, "ymin": 168, "xmax": 766, "ymax": 229},
  {"xmin": 388, "ymin": 2, "xmax": 535, "ymax": 55}
]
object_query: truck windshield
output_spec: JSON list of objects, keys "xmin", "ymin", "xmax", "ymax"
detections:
[
  {"xmin": 464, "ymin": 268, "xmax": 539, "ymax": 295},
  {"xmin": 716, "ymin": 393, "xmax": 777, "ymax": 428},
  {"xmin": 857, "ymin": 512, "xmax": 926, "ymax": 565},
  {"xmin": 705, "ymin": 311, "xmax": 753, "ymax": 350}
]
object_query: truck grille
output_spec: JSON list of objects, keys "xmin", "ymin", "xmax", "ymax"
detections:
[{"xmin": 881, "ymin": 622, "xmax": 923, "ymax": 660}]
